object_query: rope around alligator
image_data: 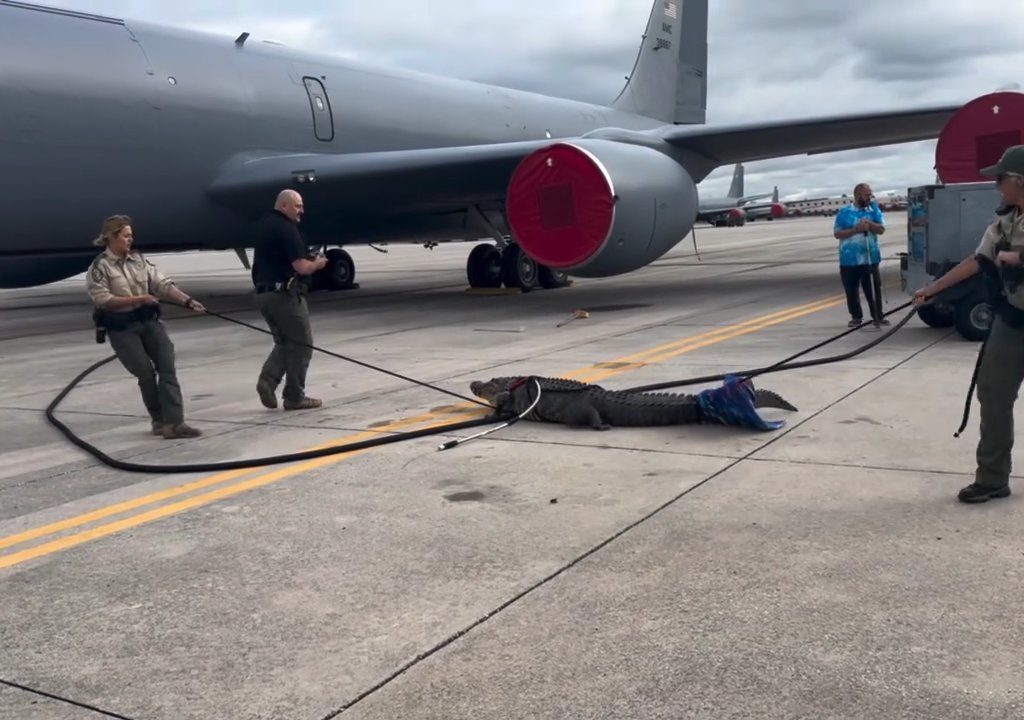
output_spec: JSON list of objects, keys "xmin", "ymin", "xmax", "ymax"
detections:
[{"xmin": 44, "ymin": 290, "xmax": 949, "ymax": 473}]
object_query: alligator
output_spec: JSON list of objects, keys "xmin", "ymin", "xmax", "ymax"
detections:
[{"xmin": 469, "ymin": 375, "xmax": 797, "ymax": 431}]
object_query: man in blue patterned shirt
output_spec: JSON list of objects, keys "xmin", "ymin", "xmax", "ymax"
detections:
[{"xmin": 834, "ymin": 183, "xmax": 887, "ymax": 327}]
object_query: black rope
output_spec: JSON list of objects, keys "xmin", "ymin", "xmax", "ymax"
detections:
[
  {"xmin": 953, "ymin": 333, "xmax": 988, "ymax": 438},
  {"xmin": 623, "ymin": 300, "xmax": 918, "ymax": 392},
  {"xmin": 186, "ymin": 303, "xmax": 490, "ymax": 410},
  {"xmin": 45, "ymin": 300, "xmax": 509, "ymax": 474},
  {"xmin": 45, "ymin": 355, "xmax": 501, "ymax": 473}
]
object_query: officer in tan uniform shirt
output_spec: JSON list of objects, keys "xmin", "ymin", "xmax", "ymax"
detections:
[
  {"xmin": 915, "ymin": 145, "xmax": 1024, "ymax": 503},
  {"xmin": 86, "ymin": 215, "xmax": 205, "ymax": 439}
]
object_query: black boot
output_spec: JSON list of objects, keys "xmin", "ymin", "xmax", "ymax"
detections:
[{"xmin": 957, "ymin": 483, "xmax": 1011, "ymax": 504}]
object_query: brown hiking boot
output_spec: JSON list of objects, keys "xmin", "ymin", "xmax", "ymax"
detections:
[
  {"xmin": 256, "ymin": 379, "xmax": 278, "ymax": 409},
  {"xmin": 283, "ymin": 397, "xmax": 322, "ymax": 411},
  {"xmin": 162, "ymin": 422, "xmax": 202, "ymax": 439}
]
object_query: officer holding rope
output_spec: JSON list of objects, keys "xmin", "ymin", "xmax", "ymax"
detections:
[
  {"xmin": 86, "ymin": 214, "xmax": 206, "ymax": 439},
  {"xmin": 914, "ymin": 145, "xmax": 1024, "ymax": 504},
  {"xmin": 252, "ymin": 189, "xmax": 326, "ymax": 411}
]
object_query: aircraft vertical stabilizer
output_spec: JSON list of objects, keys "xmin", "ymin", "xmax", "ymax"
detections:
[
  {"xmin": 727, "ymin": 163, "xmax": 744, "ymax": 199},
  {"xmin": 612, "ymin": 0, "xmax": 708, "ymax": 124}
]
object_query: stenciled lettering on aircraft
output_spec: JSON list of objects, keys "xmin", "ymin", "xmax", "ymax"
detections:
[
  {"xmin": 663, "ymin": 1, "xmax": 677, "ymax": 19},
  {"xmin": 662, "ymin": 22, "xmax": 673, "ymax": 34},
  {"xmin": 656, "ymin": 38, "xmax": 672, "ymax": 51}
]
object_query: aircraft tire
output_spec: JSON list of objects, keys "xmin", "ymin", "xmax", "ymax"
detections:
[
  {"xmin": 467, "ymin": 244, "xmax": 503, "ymax": 288},
  {"xmin": 323, "ymin": 248, "xmax": 356, "ymax": 290},
  {"xmin": 537, "ymin": 265, "xmax": 570, "ymax": 289},
  {"xmin": 916, "ymin": 303, "xmax": 955, "ymax": 328},
  {"xmin": 501, "ymin": 244, "xmax": 538, "ymax": 289},
  {"xmin": 953, "ymin": 294, "xmax": 992, "ymax": 342}
]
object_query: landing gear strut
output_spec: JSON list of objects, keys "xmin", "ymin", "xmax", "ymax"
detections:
[{"xmin": 465, "ymin": 242, "xmax": 570, "ymax": 290}]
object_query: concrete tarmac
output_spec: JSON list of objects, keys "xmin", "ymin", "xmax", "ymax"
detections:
[{"xmin": 1, "ymin": 216, "xmax": 1022, "ymax": 719}]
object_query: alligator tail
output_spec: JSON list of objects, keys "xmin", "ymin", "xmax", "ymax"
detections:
[{"xmin": 753, "ymin": 389, "xmax": 798, "ymax": 412}]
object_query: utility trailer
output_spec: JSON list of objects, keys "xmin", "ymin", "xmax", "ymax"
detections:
[{"xmin": 899, "ymin": 182, "xmax": 1003, "ymax": 341}]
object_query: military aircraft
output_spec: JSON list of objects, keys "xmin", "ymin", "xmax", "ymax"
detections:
[
  {"xmin": 741, "ymin": 187, "xmax": 787, "ymax": 222},
  {"xmin": 0, "ymin": 0, "xmax": 963, "ymax": 291},
  {"xmin": 696, "ymin": 165, "xmax": 764, "ymax": 227}
]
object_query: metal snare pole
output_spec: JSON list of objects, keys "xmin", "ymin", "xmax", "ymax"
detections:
[{"xmin": 438, "ymin": 378, "xmax": 542, "ymax": 451}]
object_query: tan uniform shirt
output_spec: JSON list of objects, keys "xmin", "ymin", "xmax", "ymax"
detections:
[
  {"xmin": 976, "ymin": 208, "xmax": 1024, "ymax": 310},
  {"xmin": 86, "ymin": 249, "xmax": 177, "ymax": 310}
]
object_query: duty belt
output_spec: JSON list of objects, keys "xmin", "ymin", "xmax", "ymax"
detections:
[
  {"xmin": 255, "ymin": 277, "xmax": 307, "ymax": 295},
  {"xmin": 95, "ymin": 304, "xmax": 161, "ymax": 332}
]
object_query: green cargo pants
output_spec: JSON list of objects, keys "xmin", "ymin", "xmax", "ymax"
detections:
[
  {"xmin": 108, "ymin": 319, "xmax": 184, "ymax": 425},
  {"xmin": 974, "ymin": 314, "xmax": 1024, "ymax": 489},
  {"xmin": 256, "ymin": 290, "xmax": 313, "ymax": 404}
]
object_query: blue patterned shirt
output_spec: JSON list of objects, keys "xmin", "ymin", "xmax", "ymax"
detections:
[{"xmin": 834, "ymin": 203, "xmax": 884, "ymax": 266}]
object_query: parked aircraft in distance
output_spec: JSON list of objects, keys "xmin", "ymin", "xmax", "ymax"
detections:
[
  {"xmin": 0, "ymin": 0, "xmax": 965, "ymax": 290},
  {"xmin": 697, "ymin": 165, "xmax": 766, "ymax": 227}
]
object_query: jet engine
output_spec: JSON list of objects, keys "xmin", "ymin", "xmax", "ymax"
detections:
[
  {"xmin": 770, "ymin": 203, "xmax": 786, "ymax": 218},
  {"xmin": 505, "ymin": 139, "xmax": 698, "ymax": 278}
]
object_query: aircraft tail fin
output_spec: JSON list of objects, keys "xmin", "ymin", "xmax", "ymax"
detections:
[
  {"xmin": 772, "ymin": 185, "xmax": 779, "ymax": 202},
  {"xmin": 727, "ymin": 164, "xmax": 744, "ymax": 199},
  {"xmin": 611, "ymin": 0, "xmax": 708, "ymax": 124}
]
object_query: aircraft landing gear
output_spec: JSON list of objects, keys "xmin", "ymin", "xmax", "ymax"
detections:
[
  {"xmin": 537, "ymin": 265, "xmax": 570, "ymax": 289},
  {"xmin": 467, "ymin": 243, "xmax": 503, "ymax": 288},
  {"xmin": 465, "ymin": 242, "xmax": 570, "ymax": 290},
  {"xmin": 313, "ymin": 248, "xmax": 358, "ymax": 291},
  {"xmin": 501, "ymin": 244, "xmax": 538, "ymax": 289}
]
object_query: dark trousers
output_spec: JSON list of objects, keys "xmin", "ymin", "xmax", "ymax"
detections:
[
  {"xmin": 256, "ymin": 291, "xmax": 313, "ymax": 403},
  {"xmin": 108, "ymin": 319, "xmax": 184, "ymax": 425},
  {"xmin": 840, "ymin": 264, "xmax": 883, "ymax": 321},
  {"xmin": 974, "ymin": 315, "xmax": 1024, "ymax": 489}
]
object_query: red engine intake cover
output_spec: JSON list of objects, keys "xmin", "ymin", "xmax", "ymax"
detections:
[
  {"xmin": 770, "ymin": 203, "xmax": 786, "ymax": 218},
  {"xmin": 506, "ymin": 143, "xmax": 615, "ymax": 268},
  {"xmin": 935, "ymin": 91, "xmax": 1024, "ymax": 183}
]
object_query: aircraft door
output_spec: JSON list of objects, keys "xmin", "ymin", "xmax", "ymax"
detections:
[{"xmin": 302, "ymin": 77, "xmax": 334, "ymax": 142}]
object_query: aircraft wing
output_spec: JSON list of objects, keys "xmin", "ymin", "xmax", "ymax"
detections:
[
  {"xmin": 659, "ymin": 103, "xmax": 961, "ymax": 164},
  {"xmin": 208, "ymin": 139, "xmax": 555, "ymax": 216}
]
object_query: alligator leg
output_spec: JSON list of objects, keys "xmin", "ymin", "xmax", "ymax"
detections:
[{"xmin": 563, "ymin": 402, "xmax": 611, "ymax": 430}]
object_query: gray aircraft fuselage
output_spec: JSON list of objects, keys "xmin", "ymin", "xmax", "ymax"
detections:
[{"xmin": 0, "ymin": 3, "xmax": 667, "ymax": 287}]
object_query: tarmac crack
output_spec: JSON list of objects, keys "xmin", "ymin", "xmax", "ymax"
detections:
[
  {"xmin": 319, "ymin": 332, "xmax": 948, "ymax": 718},
  {"xmin": 746, "ymin": 455, "xmax": 981, "ymax": 479},
  {"xmin": 0, "ymin": 677, "xmax": 138, "ymax": 720}
]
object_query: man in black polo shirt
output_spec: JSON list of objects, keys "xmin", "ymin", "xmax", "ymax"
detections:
[{"xmin": 252, "ymin": 189, "xmax": 327, "ymax": 410}]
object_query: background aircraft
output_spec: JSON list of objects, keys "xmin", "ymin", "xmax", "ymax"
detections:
[
  {"xmin": 741, "ymin": 187, "xmax": 786, "ymax": 221},
  {"xmin": 695, "ymin": 164, "xmax": 769, "ymax": 227},
  {"xmin": 0, "ymin": 0, "xmax": 962, "ymax": 291}
]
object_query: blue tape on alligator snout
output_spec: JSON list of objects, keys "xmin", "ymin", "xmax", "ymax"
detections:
[{"xmin": 697, "ymin": 375, "xmax": 784, "ymax": 431}]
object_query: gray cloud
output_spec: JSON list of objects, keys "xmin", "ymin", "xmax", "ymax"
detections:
[{"xmin": 43, "ymin": 0, "xmax": 1024, "ymax": 199}]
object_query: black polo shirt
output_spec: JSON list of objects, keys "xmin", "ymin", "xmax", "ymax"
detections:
[{"xmin": 251, "ymin": 210, "xmax": 308, "ymax": 286}]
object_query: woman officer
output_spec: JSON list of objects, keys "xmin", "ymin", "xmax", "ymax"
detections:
[{"xmin": 85, "ymin": 215, "xmax": 205, "ymax": 439}]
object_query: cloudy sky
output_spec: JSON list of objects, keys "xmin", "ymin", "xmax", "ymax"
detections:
[{"xmin": 47, "ymin": 0, "xmax": 1024, "ymax": 199}]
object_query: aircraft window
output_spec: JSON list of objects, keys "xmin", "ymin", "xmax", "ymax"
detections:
[
  {"xmin": 167, "ymin": 76, "xmax": 177, "ymax": 85},
  {"xmin": 314, "ymin": 96, "xmax": 325, "ymax": 111}
]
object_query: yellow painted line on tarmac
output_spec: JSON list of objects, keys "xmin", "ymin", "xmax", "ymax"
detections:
[
  {"xmin": 0, "ymin": 410, "xmax": 484, "ymax": 571},
  {"xmin": 567, "ymin": 294, "xmax": 845, "ymax": 384},
  {"xmin": 0, "ymin": 406, "xmax": 477, "ymax": 554},
  {"xmin": 0, "ymin": 292, "xmax": 848, "ymax": 570}
]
